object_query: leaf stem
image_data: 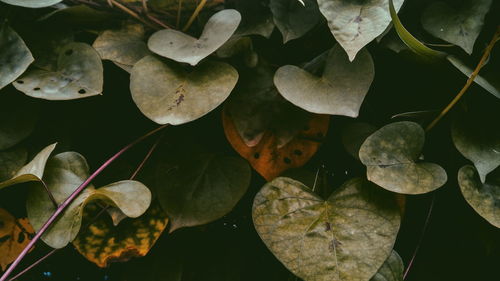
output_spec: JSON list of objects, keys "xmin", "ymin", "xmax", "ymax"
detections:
[
  {"xmin": 7, "ymin": 249, "xmax": 57, "ymax": 281},
  {"xmin": 0, "ymin": 124, "xmax": 169, "ymax": 281},
  {"xmin": 182, "ymin": 0, "xmax": 206, "ymax": 31}
]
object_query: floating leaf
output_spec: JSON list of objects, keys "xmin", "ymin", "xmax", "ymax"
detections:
[
  {"xmin": 253, "ymin": 177, "xmax": 401, "ymax": 281},
  {"xmin": 359, "ymin": 122, "xmax": 447, "ymax": 194},
  {"xmin": 421, "ymin": 0, "xmax": 492, "ymax": 54},
  {"xmin": 155, "ymin": 153, "xmax": 251, "ymax": 232},
  {"xmin": 73, "ymin": 201, "xmax": 168, "ymax": 267},
  {"xmin": 26, "ymin": 152, "xmax": 152, "ymax": 248},
  {"xmin": 148, "ymin": 9, "xmax": 241, "ymax": 66},
  {"xmin": 458, "ymin": 165, "xmax": 500, "ymax": 228},
  {"xmin": 0, "ymin": 25, "xmax": 34, "ymax": 90},
  {"xmin": 269, "ymin": 0, "xmax": 321, "ymax": 43},
  {"xmin": 317, "ymin": 0, "xmax": 405, "ymax": 61},
  {"xmin": 0, "ymin": 0, "xmax": 61, "ymax": 8},
  {"xmin": 274, "ymin": 44, "xmax": 374, "ymax": 117},
  {"xmin": 0, "ymin": 93, "xmax": 38, "ymax": 150},
  {"xmin": 13, "ymin": 42, "xmax": 104, "ymax": 100},
  {"xmin": 130, "ymin": 55, "xmax": 238, "ymax": 125},
  {"xmin": 0, "ymin": 208, "xmax": 35, "ymax": 271},
  {"xmin": 0, "ymin": 143, "xmax": 56, "ymax": 190},
  {"xmin": 370, "ymin": 250, "xmax": 404, "ymax": 281}
]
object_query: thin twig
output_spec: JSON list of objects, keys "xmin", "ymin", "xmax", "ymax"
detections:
[
  {"xmin": 107, "ymin": 0, "xmax": 157, "ymax": 29},
  {"xmin": 176, "ymin": 0, "xmax": 183, "ymax": 28},
  {"xmin": 7, "ymin": 249, "xmax": 57, "ymax": 281},
  {"xmin": 41, "ymin": 180, "xmax": 58, "ymax": 208},
  {"xmin": 129, "ymin": 134, "xmax": 163, "ymax": 180},
  {"xmin": 182, "ymin": 0, "xmax": 206, "ymax": 31}
]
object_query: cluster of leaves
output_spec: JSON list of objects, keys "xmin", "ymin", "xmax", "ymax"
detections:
[{"xmin": 0, "ymin": 0, "xmax": 499, "ymax": 280}]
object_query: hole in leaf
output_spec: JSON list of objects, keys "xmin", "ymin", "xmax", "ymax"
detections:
[
  {"xmin": 33, "ymin": 87, "xmax": 40, "ymax": 91},
  {"xmin": 65, "ymin": 49, "xmax": 74, "ymax": 56},
  {"xmin": 284, "ymin": 157, "xmax": 291, "ymax": 164},
  {"xmin": 78, "ymin": 89, "xmax": 86, "ymax": 94},
  {"xmin": 254, "ymin": 153, "xmax": 260, "ymax": 159},
  {"xmin": 16, "ymin": 80, "xmax": 24, "ymax": 84}
]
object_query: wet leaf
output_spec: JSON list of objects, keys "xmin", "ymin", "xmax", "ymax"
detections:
[
  {"xmin": 0, "ymin": 143, "xmax": 56, "ymax": 190},
  {"xmin": 73, "ymin": 201, "xmax": 168, "ymax": 267},
  {"xmin": 0, "ymin": 25, "xmax": 34, "ymax": 90},
  {"xmin": 26, "ymin": 152, "xmax": 152, "ymax": 248},
  {"xmin": 458, "ymin": 165, "xmax": 500, "ymax": 228},
  {"xmin": 359, "ymin": 121, "xmax": 447, "ymax": 194},
  {"xmin": 421, "ymin": 0, "xmax": 492, "ymax": 54},
  {"xmin": 270, "ymin": 0, "xmax": 321, "ymax": 43},
  {"xmin": 148, "ymin": 9, "xmax": 241, "ymax": 66},
  {"xmin": 0, "ymin": 93, "xmax": 38, "ymax": 150},
  {"xmin": 0, "ymin": 0, "xmax": 61, "ymax": 8},
  {"xmin": 13, "ymin": 42, "xmax": 104, "ymax": 100},
  {"xmin": 370, "ymin": 250, "xmax": 404, "ymax": 281},
  {"xmin": 155, "ymin": 153, "xmax": 251, "ymax": 232},
  {"xmin": 0, "ymin": 208, "xmax": 35, "ymax": 271},
  {"xmin": 130, "ymin": 55, "xmax": 238, "ymax": 125},
  {"xmin": 274, "ymin": 44, "xmax": 374, "ymax": 117},
  {"xmin": 318, "ymin": 0, "xmax": 405, "ymax": 61},
  {"xmin": 253, "ymin": 177, "xmax": 401, "ymax": 281}
]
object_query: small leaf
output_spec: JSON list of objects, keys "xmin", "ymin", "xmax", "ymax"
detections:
[
  {"xmin": 73, "ymin": 201, "xmax": 168, "ymax": 267},
  {"xmin": 421, "ymin": 0, "xmax": 492, "ymax": 54},
  {"xmin": 359, "ymin": 121, "xmax": 447, "ymax": 194},
  {"xmin": 370, "ymin": 250, "xmax": 404, "ymax": 281},
  {"xmin": 458, "ymin": 165, "xmax": 500, "ymax": 228},
  {"xmin": 0, "ymin": 208, "xmax": 35, "ymax": 271},
  {"xmin": 0, "ymin": 93, "xmax": 38, "ymax": 150},
  {"xmin": 26, "ymin": 152, "xmax": 152, "ymax": 248},
  {"xmin": 318, "ymin": 0, "xmax": 405, "ymax": 61},
  {"xmin": 0, "ymin": 0, "xmax": 61, "ymax": 8},
  {"xmin": 148, "ymin": 9, "xmax": 241, "ymax": 66},
  {"xmin": 274, "ymin": 44, "xmax": 374, "ymax": 117},
  {"xmin": 13, "ymin": 42, "xmax": 104, "ymax": 100},
  {"xmin": 0, "ymin": 143, "xmax": 56, "ymax": 190},
  {"xmin": 253, "ymin": 177, "xmax": 401, "ymax": 281},
  {"xmin": 269, "ymin": 0, "xmax": 321, "ymax": 43},
  {"xmin": 0, "ymin": 25, "xmax": 34, "ymax": 90},
  {"xmin": 130, "ymin": 55, "xmax": 238, "ymax": 125}
]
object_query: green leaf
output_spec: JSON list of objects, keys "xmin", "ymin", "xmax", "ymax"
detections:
[
  {"xmin": 274, "ymin": 44, "xmax": 374, "ymax": 117},
  {"xmin": 269, "ymin": 0, "xmax": 321, "ymax": 43},
  {"xmin": 458, "ymin": 165, "xmax": 500, "ymax": 228},
  {"xmin": 359, "ymin": 121, "xmax": 447, "ymax": 194},
  {"xmin": 253, "ymin": 177, "xmax": 401, "ymax": 281},
  {"xmin": 130, "ymin": 55, "xmax": 238, "ymax": 125},
  {"xmin": 421, "ymin": 0, "xmax": 492, "ymax": 54},
  {"xmin": 0, "ymin": 143, "xmax": 56, "ymax": 189},
  {"xmin": 317, "ymin": 0, "xmax": 405, "ymax": 61},
  {"xmin": 0, "ymin": 93, "xmax": 38, "ymax": 150},
  {"xmin": 26, "ymin": 152, "xmax": 152, "ymax": 248},
  {"xmin": 370, "ymin": 250, "xmax": 404, "ymax": 281},
  {"xmin": 148, "ymin": 9, "xmax": 241, "ymax": 66},
  {"xmin": 13, "ymin": 42, "xmax": 104, "ymax": 100},
  {"xmin": 155, "ymin": 153, "xmax": 251, "ymax": 232},
  {"xmin": 0, "ymin": 0, "xmax": 61, "ymax": 8},
  {"xmin": 388, "ymin": 0, "xmax": 446, "ymax": 61},
  {"xmin": 0, "ymin": 25, "xmax": 34, "ymax": 90}
]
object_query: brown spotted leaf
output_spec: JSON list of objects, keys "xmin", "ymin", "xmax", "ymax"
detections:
[{"xmin": 0, "ymin": 208, "xmax": 35, "ymax": 271}]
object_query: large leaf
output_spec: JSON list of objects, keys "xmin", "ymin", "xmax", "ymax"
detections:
[
  {"xmin": 0, "ymin": 0, "xmax": 61, "ymax": 8},
  {"xmin": 458, "ymin": 165, "xmax": 500, "ymax": 228},
  {"xmin": 0, "ymin": 143, "xmax": 56, "ymax": 190},
  {"xmin": 370, "ymin": 250, "xmax": 404, "ymax": 281},
  {"xmin": 253, "ymin": 177, "xmax": 401, "ymax": 281},
  {"xmin": 130, "ymin": 55, "xmax": 238, "ymax": 125},
  {"xmin": 269, "ymin": 0, "xmax": 321, "ymax": 43},
  {"xmin": 317, "ymin": 0, "xmax": 404, "ymax": 61},
  {"xmin": 73, "ymin": 201, "xmax": 168, "ymax": 267},
  {"xmin": 13, "ymin": 42, "xmax": 104, "ymax": 100},
  {"xmin": 0, "ymin": 93, "xmax": 38, "ymax": 150},
  {"xmin": 0, "ymin": 208, "xmax": 35, "ymax": 271},
  {"xmin": 155, "ymin": 153, "xmax": 251, "ymax": 232},
  {"xmin": 26, "ymin": 152, "xmax": 152, "ymax": 248},
  {"xmin": 0, "ymin": 25, "xmax": 34, "ymax": 90},
  {"xmin": 148, "ymin": 9, "xmax": 241, "ymax": 66},
  {"xmin": 359, "ymin": 122, "xmax": 447, "ymax": 194},
  {"xmin": 274, "ymin": 44, "xmax": 374, "ymax": 117},
  {"xmin": 421, "ymin": 0, "xmax": 492, "ymax": 54}
]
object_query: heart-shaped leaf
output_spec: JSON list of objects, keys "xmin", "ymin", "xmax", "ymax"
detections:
[
  {"xmin": 421, "ymin": 0, "xmax": 492, "ymax": 54},
  {"xmin": 0, "ymin": 25, "xmax": 34, "ymax": 90},
  {"xmin": 13, "ymin": 42, "xmax": 104, "ymax": 100},
  {"xmin": 359, "ymin": 121, "xmax": 447, "ymax": 194},
  {"xmin": 0, "ymin": 143, "xmax": 56, "ymax": 190},
  {"xmin": 274, "ymin": 44, "xmax": 374, "ymax": 117},
  {"xmin": 458, "ymin": 165, "xmax": 500, "ymax": 228},
  {"xmin": 26, "ymin": 152, "xmax": 152, "ymax": 248},
  {"xmin": 148, "ymin": 9, "xmax": 241, "ymax": 66},
  {"xmin": 253, "ymin": 177, "xmax": 401, "ymax": 281},
  {"xmin": 0, "ymin": 0, "xmax": 61, "ymax": 8},
  {"xmin": 130, "ymin": 55, "xmax": 238, "ymax": 125},
  {"xmin": 0, "ymin": 93, "xmax": 38, "ymax": 150},
  {"xmin": 270, "ymin": 0, "xmax": 321, "ymax": 43},
  {"xmin": 0, "ymin": 208, "xmax": 35, "ymax": 271},
  {"xmin": 370, "ymin": 250, "xmax": 404, "ymax": 281},
  {"xmin": 73, "ymin": 201, "xmax": 168, "ymax": 267},
  {"xmin": 317, "ymin": 0, "xmax": 405, "ymax": 61},
  {"xmin": 155, "ymin": 153, "xmax": 251, "ymax": 232}
]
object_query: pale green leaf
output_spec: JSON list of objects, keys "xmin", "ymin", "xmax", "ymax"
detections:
[
  {"xmin": 270, "ymin": 0, "xmax": 321, "ymax": 43},
  {"xmin": 0, "ymin": 0, "xmax": 61, "ymax": 8},
  {"xmin": 370, "ymin": 250, "xmax": 404, "ymax": 281}
]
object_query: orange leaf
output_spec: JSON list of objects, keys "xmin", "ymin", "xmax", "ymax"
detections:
[{"xmin": 0, "ymin": 208, "xmax": 35, "ymax": 271}]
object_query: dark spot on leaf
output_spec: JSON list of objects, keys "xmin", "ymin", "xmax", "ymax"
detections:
[
  {"xmin": 325, "ymin": 222, "xmax": 331, "ymax": 231},
  {"xmin": 254, "ymin": 153, "xmax": 260, "ymax": 159},
  {"xmin": 353, "ymin": 16, "xmax": 363, "ymax": 23},
  {"xmin": 34, "ymin": 87, "xmax": 40, "ymax": 91},
  {"xmin": 293, "ymin": 149, "xmax": 302, "ymax": 156},
  {"xmin": 65, "ymin": 49, "xmax": 74, "ymax": 56},
  {"xmin": 0, "ymin": 235, "xmax": 10, "ymax": 243},
  {"xmin": 284, "ymin": 157, "xmax": 291, "ymax": 164},
  {"xmin": 78, "ymin": 89, "xmax": 86, "ymax": 94},
  {"xmin": 18, "ymin": 232, "xmax": 25, "ymax": 243},
  {"xmin": 16, "ymin": 80, "xmax": 24, "ymax": 84},
  {"xmin": 174, "ymin": 94, "xmax": 184, "ymax": 106}
]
